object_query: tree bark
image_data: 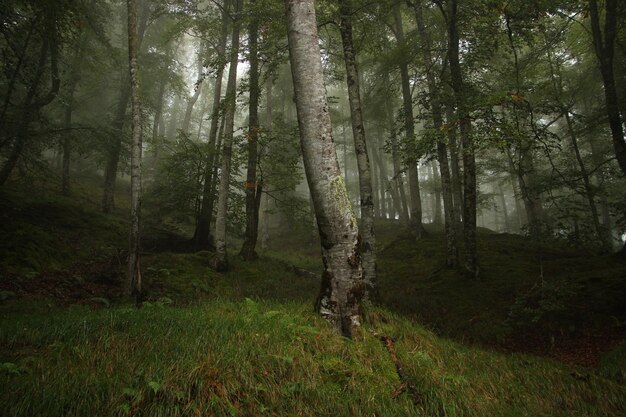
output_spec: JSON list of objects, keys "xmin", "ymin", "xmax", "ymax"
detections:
[
  {"xmin": 126, "ymin": 0, "xmax": 143, "ymax": 303},
  {"xmin": 213, "ymin": 0, "xmax": 242, "ymax": 271},
  {"xmin": 447, "ymin": 0, "xmax": 478, "ymax": 277},
  {"xmin": 240, "ymin": 0, "xmax": 262, "ymax": 260},
  {"xmin": 338, "ymin": 0, "xmax": 377, "ymax": 296},
  {"xmin": 285, "ymin": 0, "xmax": 362, "ymax": 337}
]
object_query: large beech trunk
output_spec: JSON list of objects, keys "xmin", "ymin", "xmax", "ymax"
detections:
[{"xmin": 285, "ymin": 0, "xmax": 362, "ymax": 337}]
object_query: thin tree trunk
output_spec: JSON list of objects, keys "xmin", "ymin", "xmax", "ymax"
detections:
[
  {"xmin": 61, "ymin": 31, "xmax": 87, "ymax": 195},
  {"xmin": 152, "ymin": 82, "xmax": 165, "ymax": 146},
  {"xmin": 445, "ymin": 101, "xmax": 463, "ymax": 226},
  {"xmin": 194, "ymin": 0, "xmax": 229, "ymax": 247},
  {"xmin": 213, "ymin": 0, "xmax": 242, "ymax": 271},
  {"xmin": 126, "ymin": 0, "xmax": 143, "ymax": 303},
  {"xmin": 338, "ymin": 0, "xmax": 376, "ymax": 296},
  {"xmin": 241, "ymin": 0, "xmax": 262, "ymax": 260},
  {"xmin": 260, "ymin": 78, "xmax": 273, "ymax": 250},
  {"xmin": 431, "ymin": 162, "xmax": 442, "ymax": 224},
  {"xmin": 447, "ymin": 0, "xmax": 478, "ymax": 277},
  {"xmin": 509, "ymin": 170, "xmax": 524, "ymax": 230},
  {"xmin": 382, "ymin": 82, "xmax": 410, "ymax": 223},
  {"xmin": 285, "ymin": 0, "xmax": 362, "ymax": 337},
  {"xmin": 393, "ymin": 2, "xmax": 424, "ymax": 238},
  {"xmin": 101, "ymin": 1, "xmax": 149, "ymax": 212},
  {"xmin": 498, "ymin": 184, "xmax": 510, "ymax": 233},
  {"xmin": 181, "ymin": 48, "xmax": 205, "ymax": 133}
]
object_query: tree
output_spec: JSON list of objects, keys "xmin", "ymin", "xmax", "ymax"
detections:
[
  {"xmin": 446, "ymin": 0, "xmax": 478, "ymax": 277},
  {"xmin": 337, "ymin": 0, "xmax": 377, "ymax": 296},
  {"xmin": 101, "ymin": 0, "xmax": 150, "ymax": 213},
  {"xmin": 213, "ymin": 0, "xmax": 243, "ymax": 271},
  {"xmin": 285, "ymin": 0, "xmax": 362, "ymax": 337},
  {"xmin": 240, "ymin": 0, "xmax": 263, "ymax": 260},
  {"xmin": 412, "ymin": 0, "xmax": 458, "ymax": 266},
  {"xmin": 193, "ymin": 0, "xmax": 230, "ymax": 248},
  {"xmin": 392, "ymin": 2, "xmax": 425, "ymax": 239},
  {"xmin": 588, "ymin": 0, "xmax": 626, "ymax": 178},
  {"xmin": 0, "ymin": 3, "xmax": 61, "ymax": 186},
  {"xmin": 127, "ymin": 0, "xmax": 143, "ymax": 302}
]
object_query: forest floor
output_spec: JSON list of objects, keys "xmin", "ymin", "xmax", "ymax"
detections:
[{"xmin": 1, "ymin": 181, "xmax": 625, "ymax": 416}]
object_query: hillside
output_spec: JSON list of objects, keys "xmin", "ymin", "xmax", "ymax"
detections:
[{"xmin": 1, "ymin": 184, "xmax": 625, "ymax": 416}]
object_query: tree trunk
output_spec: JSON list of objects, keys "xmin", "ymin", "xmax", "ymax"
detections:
[
  {"xmin": 447, "ymin": 0, "xmax": 478, "ymax": 277},
  {"xmin": 285, "ymin": 0, "xmax": 362, "ymax": 337},
  {"xmin": 101, "ymin": 1, "xmax": 149, "ymax": 212},
  {"xmin": 338, "ymin": 0, "xmax": 376, "ymax": 296},
  {"xmin": 382, "ymin": 77, "xmax": 409, "ymax": 224},
  {"xmin": 445, "ymin": 101, "xmax": 463, "ymax": 227},
  {"xmin": 240, "ymin": 0, "xmax": 262, "ymax": 260},
  {"xmin": 213, "ymin": 0, "xmax": 242, "ymax": 271},
  {"xmin": 152, "ymin": 82, "xmax": 166, "ymax": 147},
  {"xmin": 194, "ymin": 0, "xmax": 229, "ymax": 247},
  {"xmin": 126, "ymin": 0, "xmax": 143, "ymax": 303},
  {"xmin": 431, "ymin": 162, "xmax": 442, "ymax": 224},
  {"xmin": 260, "ymin": 78, "xmax": 273, "ymax": 251},
  {"xmin": 61, "ymin": 31, "xmax": 87, "ymax": 195},
  {"xmin": 498, "ymin": 184, "xmax": 510, "ymax": 233},
  {"xmin": 589, "ymin": 0, "xmax": 626, "ymax": 177},
  {"xmin": 181, "ymin": 48, "xmax": 205, "ymax": 133},
  {"xmin": 393, "ymin": 2, "xmax": 424, "ymax": 238}
]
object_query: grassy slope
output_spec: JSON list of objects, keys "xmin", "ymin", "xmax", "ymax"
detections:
[
  {"xmin": 1, "ymin": 184, "xmax": 625, "ymax": 416},
  {"xmin": 1, "ymin": 300, "xmax": 624, "ymax": 417},
  {"xmin": 377, "ymin": 226, "xmax": 626, "ymax": 345}
]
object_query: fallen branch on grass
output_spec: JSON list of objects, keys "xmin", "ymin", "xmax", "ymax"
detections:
[{"xmin": 370, "ymin": 330, "xmax": 423, "ymax": 405}]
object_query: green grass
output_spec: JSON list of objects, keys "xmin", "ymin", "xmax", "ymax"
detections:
[{"xmin": 1, "ymin": 300, "xmax": 624, "ymax": 417}]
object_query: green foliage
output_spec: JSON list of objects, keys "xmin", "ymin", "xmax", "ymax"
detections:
[
  {"xmin": 144, "ymin": 132, "xmax": 206, "ymax": 228},
  {"xmin": 508, "ymin": 279, "xmax": 583, "ymax": 328}
]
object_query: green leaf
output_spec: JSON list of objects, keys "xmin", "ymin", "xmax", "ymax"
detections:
[{"xmin": 148, "ymin": 381, "xmax": 162, "ymax": 394}]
